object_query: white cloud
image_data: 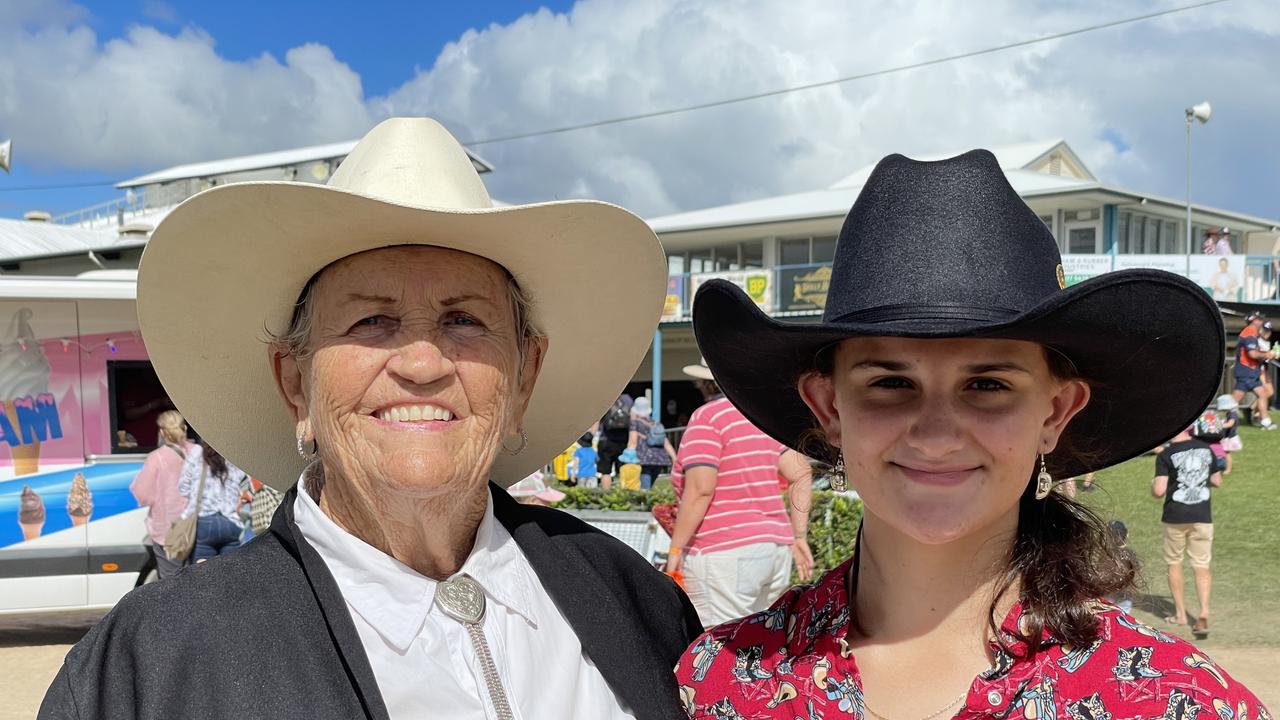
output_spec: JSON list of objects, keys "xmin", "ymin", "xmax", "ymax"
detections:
[
  {"xmin": 375, "ymin": 0, "xmax": 1280, "ymax": 219},
  {"xmin": 0, "ymin": 0, "xmax": 1276, "ymax": 220},
  {"xmin": 0, "ymin": 9, "xmax": 373, "ymax": 170}
]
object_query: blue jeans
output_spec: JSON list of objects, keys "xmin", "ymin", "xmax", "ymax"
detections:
[
  {"xmin": 640, "ymin": 464, "xmax": 667, "ymax": 490},
  {"xmin": 193, "ymin": 514, "xmax": 242, "ymax": 563}
]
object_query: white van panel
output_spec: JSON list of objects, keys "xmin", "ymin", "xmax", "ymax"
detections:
[{"xmin": 0, "ymin": 575, "xmax": 86, "ymax": 613}]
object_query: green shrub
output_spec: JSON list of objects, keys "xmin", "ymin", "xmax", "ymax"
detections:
[{"xmin": 552, "ymin": 484, "xmax": 862, "ymax": 580}]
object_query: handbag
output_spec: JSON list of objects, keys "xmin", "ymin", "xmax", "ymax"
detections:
[
  {"xmin": 251, "ymin": 483, "xmax": 285, "ymax": 535},
  {"xmin": 651, "ymin": 502, "xmax": 677, "ymax": 536},
  {"xmin": 164, "ymin": 464, "xmax": 207, "ymax": 563}
]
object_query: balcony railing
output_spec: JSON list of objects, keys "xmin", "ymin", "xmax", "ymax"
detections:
[
  {"xmin": 660, "ymin": 255, "xmax": 1280, "ymax": 322},
  {"xmin": 51, "ymin": 188, "xmax": 154, "ymax": 229}
]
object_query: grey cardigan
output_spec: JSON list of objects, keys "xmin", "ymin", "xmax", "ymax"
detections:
[{"xmin": 39, "ymin": 484, "xmax": 701, "ymax": 720}]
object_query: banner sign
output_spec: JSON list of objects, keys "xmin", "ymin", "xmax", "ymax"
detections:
[
  {"xmin": 1060, "ymin": 255, "xmax": 1112, "ymax": 287},
  {"xmin": 1188, "ymin": 255, "xmax": 1245, "ymax": 301},
  {"xmin": 1113, "ymin": 254, "xmax": 1188, "ymax": 277},
  {"xmin": 661, "ymin": 275, "xmax": 686, "ymax": 321},
  {"xmin": 777, "ymin": 264, "xmax": 833, "ymax": 312},
  {"xmin": 690, "ymin": 270, "xmax": 773, "ymax": 311}
]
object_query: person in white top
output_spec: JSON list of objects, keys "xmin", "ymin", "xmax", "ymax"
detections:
[{"xmin": 40, "ymin": 118, "xmax": 700, "ymax": 720}]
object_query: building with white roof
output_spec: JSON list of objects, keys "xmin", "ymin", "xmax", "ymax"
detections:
[
  {"xmin": 0, "ymin": 136, "xmax": 493, "ymax": 276},
  {"xmin": 631, "ymin": 140, "xmax": 1280, "ymax": 426}
]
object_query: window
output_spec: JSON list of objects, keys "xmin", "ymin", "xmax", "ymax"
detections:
[
  {"xmin": 1142, "ymin": 216, "xmax": 1159, "ymax": 254},
  {"xmin": 741, "ymin": 240, "xmax": 763, "ymax": 269},
  {"xmin": 780, "ymin": 238, "xmax": 809, "ymax": 266},
  {"xmin": 1117, "ymin": 213, "xmax": 1130, "ymax": 254},
  {"xmin": 1161, "ymin": 220, "xmax": 1179, "ymax": 254},
  {"xmin": 713, "ymin": 245, "xmax": 735, "ymax": 271},
  {"xmin": 812, "ymin": 236, "xmax": 838, "ymax": 264},
  {"xmin": 667, "ymin": 255, "xmax": 685, "ymax": 274},
  {"xmin": 1068, "ymin": 227, "xmax": 1097, "ymax": 254},
  {"xmin": 688, "ymin": 248, "xmax": 711, "ymax": 274},
  {"xmin": 107, "ymin": 361, "xmax": 172, "ymax": 453}
]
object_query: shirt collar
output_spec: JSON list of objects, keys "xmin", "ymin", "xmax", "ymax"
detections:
[
  {"xmin": 292, "ymin": 472, "xmax": 538, "ymax": 652},
  {"xmin": 781, "ymin": 556, "xmax": 1061, "ymax": 675}
]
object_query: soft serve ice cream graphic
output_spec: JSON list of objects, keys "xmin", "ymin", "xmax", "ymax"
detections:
[{"xmin": 0, "ymin": 308, "xmax": 58, "ymax": 475}]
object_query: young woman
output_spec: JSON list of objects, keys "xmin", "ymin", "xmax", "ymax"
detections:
[
  {"xmin": 176, "ymin": 440, "xmax": 250, "ymax": 563},
  {"xmin": 674, "ymin": 151, "xmax": 1266, "ymax": 717}
]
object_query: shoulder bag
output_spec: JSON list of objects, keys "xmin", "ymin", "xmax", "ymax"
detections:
[{"xmin": 164, "ymin": 464, "xmax": 207, "ymax": 563}]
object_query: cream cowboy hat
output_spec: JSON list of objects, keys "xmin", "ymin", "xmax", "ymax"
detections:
[
  {"xmin": 137, "ymin": 118, "xmax": 666, "ymax": 489},
  {"xmin": 681, "ymin": 357, "xmax": 714, "ymax": 380}
]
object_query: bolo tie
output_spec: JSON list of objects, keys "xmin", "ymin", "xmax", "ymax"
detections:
[{"xmin": 435, "ymin": 574, "xmax": 515, "ymax": 720}]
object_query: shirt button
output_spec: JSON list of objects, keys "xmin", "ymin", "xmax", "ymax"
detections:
[{"xmin": 986, "ymin": 690, "xmax": 1002, "ymax": 707}]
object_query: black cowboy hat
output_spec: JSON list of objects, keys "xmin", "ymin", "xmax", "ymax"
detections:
[{"xmin": 692, "ymin": 150, "xmax": 1224, "ymax": 479}]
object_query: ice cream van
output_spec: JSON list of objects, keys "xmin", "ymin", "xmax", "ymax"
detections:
[{"xmin": 0, "ymin": 272, "xmax": 166, "ymax": 613}]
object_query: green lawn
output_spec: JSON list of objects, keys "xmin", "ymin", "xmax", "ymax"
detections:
[{"xmin": 1079, "ymin": 425, "xmax": 1280, "ymax": 648}]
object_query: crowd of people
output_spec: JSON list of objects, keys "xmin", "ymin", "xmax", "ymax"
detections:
[
  {"xmin": 40, "ymin": 119, "xmax": 1268, "ymax": 718},
  {"xmin": 129, "ymin": 410, "xmax": 282, "ymax": 576}
]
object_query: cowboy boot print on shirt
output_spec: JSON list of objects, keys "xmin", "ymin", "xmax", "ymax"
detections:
[
  {"xmin": 1113, "ymin": 646, "xmax": 1163, "ymax": 682},
  {"xmin": 1057, "ymin": 638, "xmax": 1103, "ymax": 673},
  {"xmin": 1067, "ymin": 692, "xmax": 1114, "ymax": 720}
]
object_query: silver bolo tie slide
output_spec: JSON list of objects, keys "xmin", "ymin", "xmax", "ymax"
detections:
[{"xmin": 436, "ymin": 574, "xmax": 515, "ymax": 720}]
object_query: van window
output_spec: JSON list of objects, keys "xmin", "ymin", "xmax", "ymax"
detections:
[{"xmin": 106, "ymin": 361, "xmax": 173, "ymax": 453}]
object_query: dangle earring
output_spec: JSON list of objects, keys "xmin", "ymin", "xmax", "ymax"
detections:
[
  {"xmin": 296, "ymin": 424, "xmax": 316, "ymax": 459},
  {"xmin": 830, "ymin": 451, "xmax": 848, "ymax": 493},
  {"xmin": 1034, "ymin": 453, "xmax": 1053, "ymax": 500}
]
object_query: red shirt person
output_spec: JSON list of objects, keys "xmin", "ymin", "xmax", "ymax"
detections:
[{"xmin": 674, "ymin": 150, "xmax": 1266, "ymax": 716}]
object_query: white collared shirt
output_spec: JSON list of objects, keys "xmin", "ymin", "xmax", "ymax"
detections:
[{"xmin": 292, "ymin": 477, "xmax": 635, "ymax": 720}]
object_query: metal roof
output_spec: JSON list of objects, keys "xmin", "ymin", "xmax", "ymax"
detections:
[
  {"xmin": 0, "ymin": 219, "xmax": 128, "ymax": 263},
  {"xmin": 117, "ymin": 138, "xmax": 494, "ymax": 188},
  {"xmin": 648, "ymin": 140, "xmax": 1277, "ymax": 236}
]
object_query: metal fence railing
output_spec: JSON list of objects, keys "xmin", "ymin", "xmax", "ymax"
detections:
[{"xmin": 660, "ymin": 255, "xmax": 1280, "ymax": 323}]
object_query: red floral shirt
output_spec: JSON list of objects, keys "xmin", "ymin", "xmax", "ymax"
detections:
[{"xmin": 675, "ymin": 558, "xmax": 1269, "ymax": 720}]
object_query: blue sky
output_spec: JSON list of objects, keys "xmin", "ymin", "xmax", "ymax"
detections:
[
  {"xmin": 0, "ymin": 0, "xmax": 572, "ymax": 216},
  {"xmin": 1, "ymin": 0, "xmax": 1277, "ymax": 224}
]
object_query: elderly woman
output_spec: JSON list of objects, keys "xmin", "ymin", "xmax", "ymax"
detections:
[{"xmin": 40, "ymin": 119, "xmax": 700, "ymax": 720}]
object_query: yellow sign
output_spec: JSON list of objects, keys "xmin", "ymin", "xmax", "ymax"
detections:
[
  {"xmin": 662, "ymin": 294, "xmax": 682, "ymax": 320},
  {"xmin": 792, "ymin": 266, "xmax": 832, "ymax": 309}
]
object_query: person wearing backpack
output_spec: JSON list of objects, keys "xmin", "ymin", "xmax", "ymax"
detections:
[
  {"xmin": 627, "ymin": 396, "xmax": 676, "ymax": 489},
  {"xmin": 595, "ymin": 394, "xmax": 633, "ymax": 490}
]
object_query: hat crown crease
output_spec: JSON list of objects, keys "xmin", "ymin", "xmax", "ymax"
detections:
[
  {"xmin": 824, "ymin": 150, "xmax": 1064, "ymax": 324},
  {"xmin": 328, "ymin": 117, "xmax": 493, "ymax": 210}
]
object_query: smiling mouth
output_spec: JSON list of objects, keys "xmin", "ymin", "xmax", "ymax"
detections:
[
  {"xmin": 894, "ymin": 463, "xmax": 979, "ymax": 487},
  {"xmin": 375, "ymin": 404, "xmax": 454, "ymax": 423}
]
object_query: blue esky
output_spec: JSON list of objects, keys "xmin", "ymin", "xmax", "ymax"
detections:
[{"xmin": 1, "ymin": 0, "xmax": 1277, "ymax": 224}]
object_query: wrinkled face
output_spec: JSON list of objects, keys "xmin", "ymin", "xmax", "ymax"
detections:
[
  {"xmin": 275, "ymin": 246, "xmax": 544, "ymax": 499},
  {"xmin": 799, "ymin": 337, "xmax": 1089, "ymax": 545}
]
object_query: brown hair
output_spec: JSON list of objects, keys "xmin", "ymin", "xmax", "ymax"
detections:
[
  {"xmin": 809, "ymin": 343, "xmax": 1136, "ymax": 654},
  {"xmin": 201, "ymin": 440, "xmax": 230, "ymax": 481}
]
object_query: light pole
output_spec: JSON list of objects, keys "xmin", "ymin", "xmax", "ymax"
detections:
[{"xmin": 1185, "ymin": 101, "xmax": 1211, "ymax": 274}]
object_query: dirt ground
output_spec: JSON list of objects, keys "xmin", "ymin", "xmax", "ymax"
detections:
[{"xmin": 0, "ymin": 611, "xmax": 1276, "ymax": 718}]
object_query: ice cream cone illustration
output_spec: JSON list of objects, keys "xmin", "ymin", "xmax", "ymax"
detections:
[
  {"xmin": 18, "ymin": 484, "xmax": 44, "ymax": 540},
  {"xmin": 67, "ymin": 472, "xmax": 93, "ymax": 526},
  {"xmin": 5, "ymin": 402, "xmax": 40, "ymax": 476},
  {"xmin": 0, "ymin": 308, "xmax": 53, "ymax": 476}
]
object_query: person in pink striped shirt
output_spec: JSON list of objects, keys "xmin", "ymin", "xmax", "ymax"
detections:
[{"xmin": 663, "ymin": 360, "xmax": 809, "ymax": 627}]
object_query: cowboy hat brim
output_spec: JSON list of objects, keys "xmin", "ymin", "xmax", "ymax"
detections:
[
  {"xmin": 682, "ymin": 363, "xmax": 714, "ymax": 380},
  {"xmin": 138, "ymin": 181, "xmax": 666, "ymax": 489},
  {"xmin": 692, "ymin": 269, "xmax": 1224, "ymax": 479}
]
